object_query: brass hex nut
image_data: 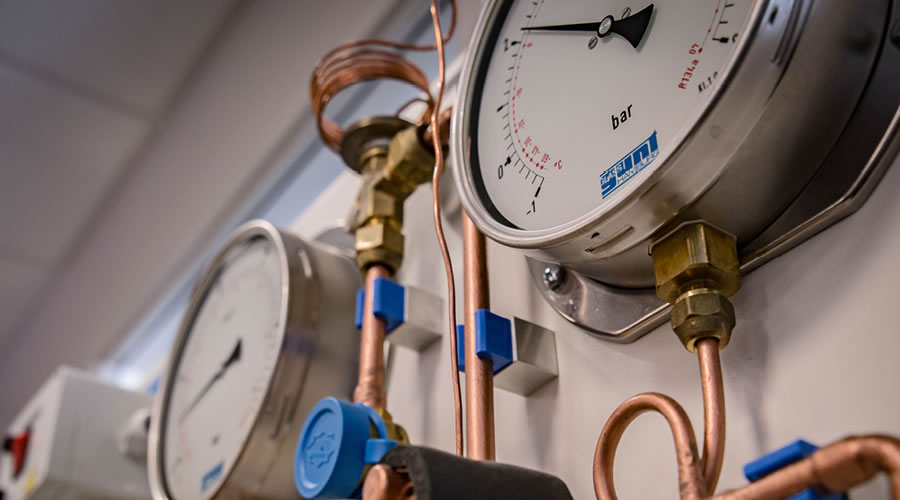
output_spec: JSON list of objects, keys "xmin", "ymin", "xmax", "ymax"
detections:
[
  {"xmin": 355, "ymin": 220, "xmax": 404, "ymax": 272},
  {"xmin": 354, "ymin": 182, "xmax": 405, "ymax": 229},
  {"xmin": 381, "ymin": 126, "xmax": 435, "ymax": 197},
  {"xmin": 377, "ymin": 408, "xmax": 410, "ymax": 445},
  {"xmin": 671, "ymin": 290, "xmax": 735, "ymax": 352},
  {"xmin": 652, "ymin": 222, "xmax": 741, "ymax": 304}
]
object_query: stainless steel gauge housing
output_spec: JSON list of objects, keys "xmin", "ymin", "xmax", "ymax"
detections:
[
  {"xmin": 148, "ymin": 220, "xmax": 361, "ymax": 500},
  {"xmin": 452, "ymin": 0, "xmax": 888, "ymax": 288}
]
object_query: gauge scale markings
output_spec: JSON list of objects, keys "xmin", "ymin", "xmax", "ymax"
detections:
[
  {"xmin": 160, "ymin": 238, "xmax": 284, "ymax": 500},
  {"xmin": 466, "ymin": 0, "xmax": 753, "ymax": 230}
]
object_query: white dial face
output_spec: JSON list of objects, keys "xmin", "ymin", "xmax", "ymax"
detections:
[
  {"xmin": 470, "ymin": 0, "xmax": 753, "ymax": 230},
  {"xmin": 163, "ymin": 238, "xmax": 284, "ymax": 500}
]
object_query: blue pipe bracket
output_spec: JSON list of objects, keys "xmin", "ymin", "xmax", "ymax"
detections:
[
  {"xmin": 354, "ymin": 277, "xmax": 443, "ymax": 351},
  {"xmin": 744, "ymin": 439, "xmax": 848, "ymax": 500},
  {"xmin": 457, "ymin": 311, "xmax": 558, "ymax": 396}
]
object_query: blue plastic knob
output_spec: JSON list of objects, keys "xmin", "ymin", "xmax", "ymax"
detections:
[
  {"xmin": 294, "ymin": 398, "xmax": 397, "ymax": 499},
  {"xmin": 294, "ymin": 398, "xmax": 369, "ymax": 499}
]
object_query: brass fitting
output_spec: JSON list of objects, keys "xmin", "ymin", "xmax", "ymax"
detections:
[
  {"xmin": 341, "ymin": 117, "xmax": 435, "ymax": 273},
  {"xmin": 358, "ymin": 408, "xmax": 409, "ymax": 496},
  {"xmin": 379, "ymin": 126, "xmax": 437, "ymax": 196},
  {"xmin": 356, "ymin": 220, "xmax": 405, "ymax": 273},
  {"xmin": 651, "ymin": 222, "xmax": 741, "ymax": 352},
  {"xmin": 376, "ymin": 408, "xmax": 409, "ymax": 445},
  {"xmin": 670, "ymin": 288, "xmax": 736, "ymax": 352}
]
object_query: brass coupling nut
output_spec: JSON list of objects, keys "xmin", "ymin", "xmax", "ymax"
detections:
[
  {"xmin": 375, "ymin": 408, "xmax": 409, "ymax": 445},
  {"xmin": 355, "ymin": 219, "xmax": 404, "ymax": 273},
  {"xmin": 380, "ymin": 125, "xmax": 436, "ymax": 197},
  {"xmin": 671, "ymin": 288, "xmax": 736, "ymax": 352},
  {"xmin": 651, "ymin": 222, "xmax": 742, "ymax": 352},
  {"xmin": 341, "ymin": 117, "xmax": 436, "ymax": 274},
  {"xmin": 354, "ymin": 176, "xmax": 405, "ymax": 229}
]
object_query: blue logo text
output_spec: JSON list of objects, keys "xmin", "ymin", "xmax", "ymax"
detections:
[
  {"xmin": 600, "ymin": 131, "xmax": 659, "ymax": 198},
  {"xmin": 201, "ymin": 460, "xmax": 224, "ymax": 493}
]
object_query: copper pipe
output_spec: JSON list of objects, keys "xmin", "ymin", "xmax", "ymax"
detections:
[
  {"xmin": 463, "ymin": 212, "xmax": 495, "ymax": 460},
  {"xmin": 593, "ymin": 392, "xmax": 706, "ymax": 500},
  {"xmin": 426, "ymin": 0, "xmax": 464, "ymax": 458},
  {"xmin": 310, "ymin": 1, "xmax": 457, "ymax": 152},
  {"xmin": 713, "ymin": 435, "xmax": 900, "ymax": 500},
  {"xmin": 362, "ymin": 465, "xmax": 416, "ymax": 500},
  {"xmin": 593, "ymin": 339, "xmax": 726, "ymax": 499},
  {"xmin": 354, "ymin": 264, "xmax": 391, "ymax": 409},
  {"xmin": 697, "ymin": 338, "xmax": 726, "ymax": 494}
]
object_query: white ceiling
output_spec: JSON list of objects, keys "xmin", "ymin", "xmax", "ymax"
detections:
[
  {"xmin": 0, "ymin": 0, "xmax": 234, "ymax": 117},
  {"xmin": 0, "ymin": 0, "xmax": 236, "ymax": 344}
]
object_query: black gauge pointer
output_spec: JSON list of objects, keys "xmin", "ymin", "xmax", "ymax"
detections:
[
  {"xmin": 521, "ymin": 4, "xmax": 654, "ymax": 49},
  {"xmin": 179, "ymin": 339, "xmax": 242, "ymax": 423}
]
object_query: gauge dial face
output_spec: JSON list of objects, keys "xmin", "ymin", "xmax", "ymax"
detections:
[
  {"xmin": 162, "ymin": 238, "xmax": 284, "ymax": 500},
  {"xmin": 470, "ymin": 0, "xmax": 753, "ymax": 231}
]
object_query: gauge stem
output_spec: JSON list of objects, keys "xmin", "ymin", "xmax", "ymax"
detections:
[{"xmin": 354, "ymin": 264, "xmax": 391, "ymax": 409}]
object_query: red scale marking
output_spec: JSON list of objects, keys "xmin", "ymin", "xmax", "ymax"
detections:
[{"xmin": 509, "ymin": 0, "xmax": 561, "ymax": 171}]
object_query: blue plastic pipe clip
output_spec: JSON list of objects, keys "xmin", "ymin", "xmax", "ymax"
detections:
[
  {"xmin": 456, "ymin": 309, "xmax": 513, "ymax": 375},
  {"xmin": 354, "ymin": 277, "xmax": 405, "ymax": 333},
  {"xmin": 744, "ymin": 440, "xmax": 847, "ymax": 500},
  {"xmin": 294, "ymin": 397, "xmax": 398, "ymax": 499}
]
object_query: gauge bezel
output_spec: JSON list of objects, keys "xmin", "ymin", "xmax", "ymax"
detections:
[
  {"xmin": 452, "ymin": 0, "xmax": 814, "ymax": 282},
  {"xmin": 460, "ymin": 0, "xmax": 894, "ymax": 338},
  {"xmin": 148, "ymin": 220, "xmax": 321, "ymax": 500}
]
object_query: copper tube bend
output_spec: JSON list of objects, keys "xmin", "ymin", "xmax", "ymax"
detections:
[
  {"xmin": 362, "ymin": 465, "xmax": 416, "ymax": 500},
  {"xmin": 593, "ymin": 392, "xmax": 706, "ymax": 500}
]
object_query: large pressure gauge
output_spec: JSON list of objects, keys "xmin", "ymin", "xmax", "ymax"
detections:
[
  {"xmin": 453, "ymin": 0, "xmax": 888, "ymax": 288},
  {"xmin": 148, "ymin": 220, "xmax": 361, "ymax": 500}
]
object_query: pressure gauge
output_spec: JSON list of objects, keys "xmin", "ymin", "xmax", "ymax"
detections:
[
  {"xmin": 148, "ymin": 220, "xmax": 361, "ymax": 500},
  {"xmin": 453, "ymin": 0, "xmax": 887, "ymax": 287}
]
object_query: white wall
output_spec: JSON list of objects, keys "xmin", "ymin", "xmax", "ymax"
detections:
[{"xmin": 290, "ymin": 148, "xmax": 900, "ymax": 499}]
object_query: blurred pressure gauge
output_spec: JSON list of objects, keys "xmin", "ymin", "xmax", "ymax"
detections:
[
  {"xmin": 453, "ymin": 0, "xmax": 887, "ymax": 287},
  {"xmin": 148, "ymin": 220, "xmax": 361, "ymax": 500}
]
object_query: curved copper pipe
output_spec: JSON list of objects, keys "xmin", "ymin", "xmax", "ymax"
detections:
[
  {"xmin": 310, "ymin": 1, "xmax": 458, "ymax": 151},
  {"xmin": 697, "ymin": 339, "xmax": 726, "ymax": 494},
  {"xmin": 594, "ymin": 338, "xmax": 725, "ymax": 499},
  {"xmin": 362, "ymin": 465, "xmax": 415, "ymax": 500},
  {"xmin": 713, "ymin": 435, "xmax": 900, "ymax": 500},
  {"xmin": 354, "ymin": 264, "xmax": 391, "ymax": 409},
  {"xmin": 463, "ymin": 212, "xmax": 495, "ymax": 460},
  {"xmin": 593, "ymin": 392, "xmax": 706, "ymax": 500}
]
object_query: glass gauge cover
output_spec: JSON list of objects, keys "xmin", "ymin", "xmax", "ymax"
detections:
[
  {"xmin": 467, "ymin": 0, "xmax": 753, "ymax": 231},
  {"xmin": 454, "ymin": 0, "xmax": 882, "ymax": 288},
  {"xmin": 162, "ymin": 237, "xmax": 282, "ymax": 500},
  {"xmin": 149, "ymin": 220, "xmax": 362, "ymax": 500}
]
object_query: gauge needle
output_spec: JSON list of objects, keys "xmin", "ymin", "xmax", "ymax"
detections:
[
  {"xmin": 521, "ymin": 4, "xmax": 654, "ymax": 49},
  {"xmin": 179, "ymin": 339, "xmax": 242, "ymax": 423}
]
